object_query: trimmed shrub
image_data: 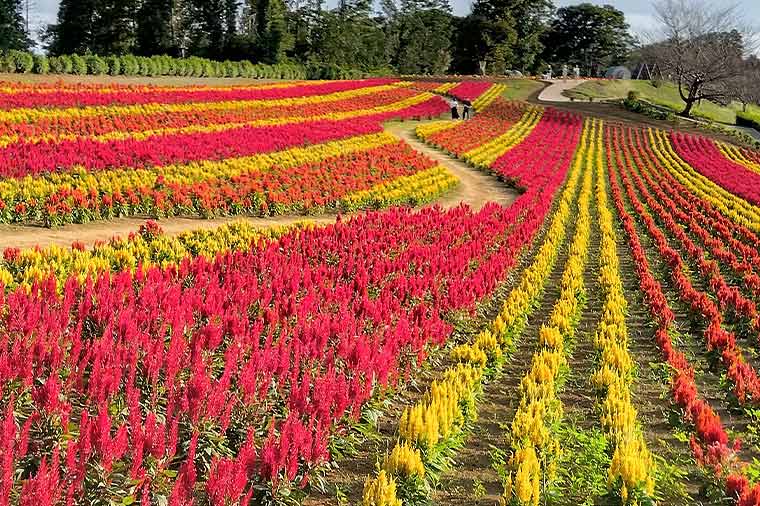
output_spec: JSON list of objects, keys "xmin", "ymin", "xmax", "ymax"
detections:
[
  {"xmin": 105, "ymin": 56, "xmax": 121, "ymax": 75},
  {"xmin": 70, "ymin": 54, "xmax": 87, "ymax": 75},
  {"xmin": 120, "ymin": 55, "xmax": 139, "ymax": 76},
  {"xmin": 8, "ymin": 50, "xmax": 34, "ymax": 73},
  {"xmin": 33, "ymin": 55, "xmax": 50, "ymax": 74},
  {"xmin": 86, "ymin": 55, "xmax": 108, "ymax": 75}
]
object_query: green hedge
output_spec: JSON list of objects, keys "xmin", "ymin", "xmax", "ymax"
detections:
[
  {"xmin": 0, "ymin": 51, "xmax": 395, "ymax": 81},
  {"xmin": 0, "ymin": 51, "xmax": 311, "ymax": 80},
  {"xmin": 737, "ymin": 110, "xmax": 760, "ymax": 131}
]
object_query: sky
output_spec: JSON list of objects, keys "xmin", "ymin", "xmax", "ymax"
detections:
[{"xmin": 27, "ymin": 0, "xmax": 760, "ymax": 46}]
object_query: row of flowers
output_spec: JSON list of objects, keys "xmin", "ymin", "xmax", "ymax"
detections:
[
  {"xmin": 648, "ymin": 129, "xmax": 760, "ymax": 235},
  {"xmin": 590, "ymin": 120, "xmax": 654, "ymax": 504},
  {"xmin": 416, "ymin": 99, "xmax": 529, "ymax": 157},
  {"xmin": 0, "ymin": 78, "xmax": 393, "ymax": 111},
  {"xmin": 0, "ymin": 198, "xmax": 548, "ymax": 505},
  {"xmin": 606, "ymin": 125, "xmax": 760, "ymax": 506},
  {"xmin": 0, "ymin": 92, "xmax": 447, "ymax": 179},
  {"xmin": 718, "ymin": 142, "xmax": 760, "ymax": 176},
  {"xmin": 2, "ymin": 136, "xmax": 456, "ymax": 227},
  {"xmin": 360, "ymin": 112, "xmax": 587, "ymax": 506},
  {"xmin": 472, "ymin": 84, "xmax": 507, "ymax": 111},
  {"xmin": 0, "ymin": 220, "xmax": 302, "ymax": 290},
  {"xmin": 502, "ymin": 118, "xmax": 590, "ymax": 506},
  {"xmin": 0, "ymin": 84, "xmax": 419, "ymax": 147},
  {"xmin": 612, "ymin": 125, "xmax": 760, "ymax": 406},
  {"xmin": 670, "ymin": 133, "xmax": 760, "ymax": 207}
]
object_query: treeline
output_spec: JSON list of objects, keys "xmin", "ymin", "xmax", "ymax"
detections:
[{"xmin": 2, "ymin": 0, "xmax": 635, "ymax": 77}]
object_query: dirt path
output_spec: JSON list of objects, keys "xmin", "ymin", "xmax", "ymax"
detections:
[
  {"xmin": 0, "ymin": 124, "xmax": 519, "ymax": 251},
  {"xmin": 536, "ymin": 79, "xmax": 585, "ymax": 102},
  {"xmin": 385, "ymin": 124, "xmax": 518, "ymax": 210}
]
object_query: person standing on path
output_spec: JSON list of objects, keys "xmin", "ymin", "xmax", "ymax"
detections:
[
  {"xmin": 462, "ymin": 100, "xmax": 471, "ymax": 120},
  {"xmin": 449, "ymin": 97, "xmax": 460, "ymax": 119}
]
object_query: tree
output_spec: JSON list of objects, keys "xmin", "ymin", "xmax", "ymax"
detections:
[
  {"xmin": 0, "ymin": 0, "xmax": 30, "ymax": 50},
  {"xmin": 509, "ymin": 0, "xmax": 553, "ymax": 73},
  {"xmin": 736, "ymin": 56, "xmax": 760, "ymax": 112},
  {"xmin": 542, "ymin": 3, "xmax": 633, "ymax": 76},
  {"xmin": 394, "ymin": 0, "xmax": 453, "ymax": 74},
  {"xmin": 255, "ymin": 0, "xmax": 293, "ymax": 62},
  {"xmin": 45, "ymin": 0, "xmax": 97, "ymax": 55},
  {"xmin": 136, "ymin": 0, "xmax": 179, "ymax": 55},
  {"xmin": 648, "ymin": 0, "xmax": 758, "ymax": 117},
  {"xmin": 93, "ymin": 0, "xmax": 138, "ymax": 54}
]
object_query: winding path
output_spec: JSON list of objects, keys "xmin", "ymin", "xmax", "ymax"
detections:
[
  {"xmin": 0, "ymin": 123, "xmax": 519, "ymax": 250},
  {"xmin": 537, "ymin": 79, "xmax": 585, "ymax": 102}
]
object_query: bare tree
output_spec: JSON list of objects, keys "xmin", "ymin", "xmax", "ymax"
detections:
[{"xmin": 647, "ymin": 0, "xmax": 759, "ymax": 117}]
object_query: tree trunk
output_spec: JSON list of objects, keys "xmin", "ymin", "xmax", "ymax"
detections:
[{"xmin": 680, "ymin": 98, "xmax": 695, "ymax": 117}]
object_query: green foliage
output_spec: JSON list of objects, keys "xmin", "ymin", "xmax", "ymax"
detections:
[
  {"xmin": 49, "ymin": 55, "xmax": 73, "ymax": 74},
  {"xmin": 542, "ymin": 3, "xmax": 634, "ymax": 76},
  {"xmin": 105, "ymin": 55, "xmax": 121, "ymax": 75},
  {"xmin": 86, "ymin": 55, "xmax": 109, "ymax": 75},
  {"xmin": 33, "ymin": 55, "xmax": 50, "ymax": 74},
  {"xmin": 0, "ymin": 0, "xmax": 31, "ymax": 51},
  {"xmin": 7, "ymin": 49, "xmax": 33, "ymax": 73},
  {"xmin": 70, "ymin": 54, "xmax": 88, "ymax": 75}
]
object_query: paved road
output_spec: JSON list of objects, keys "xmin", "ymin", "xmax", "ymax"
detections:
[{"xmin": 536, "ymin": 79, "xmax": 586, "ymax": 102}]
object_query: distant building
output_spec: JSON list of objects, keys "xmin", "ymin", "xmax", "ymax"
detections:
[{"xmin": 604, "ymin": 66, "xmax": 632, "ymax": 79}]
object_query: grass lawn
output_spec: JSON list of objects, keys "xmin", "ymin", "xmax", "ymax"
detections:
[
  {"xmin": 564, "ymin": 80, "xmax": 737, "ymax": 124},
  {"xmin": 501, "ymin": 79, "xmax": 545, "ymax": 101}
]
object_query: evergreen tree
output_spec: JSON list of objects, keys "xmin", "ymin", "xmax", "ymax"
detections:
[
  {"xmin": 0, "ymin": 0, "xmax": 30, "ymax": 50},
  {"xmin": 395, "ymin": 0, "xmax": 452, "ymax": 74},
  {"xmin": 93, "ymin": 0, "xmax": 138, "ymax": 54},
  {"xmin": 137, "ymin": 0, "xmax": 178, "ymax": 55},
  {"xmin": 46, "ymin": 0, "xmax": 97, "ymax": 55},
  {"xmin": 254, "ymin": 0, "xmax": 294, "ymax": 62}
]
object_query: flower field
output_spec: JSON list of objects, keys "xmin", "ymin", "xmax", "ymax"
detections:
[{"xmin": 4, "ymin": 78, "xmax": 760, "ymax": 506}]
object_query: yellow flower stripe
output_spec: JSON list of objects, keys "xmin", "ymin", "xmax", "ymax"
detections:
[
  {"xmin": 0, "ymin": 80, "xmax": 321, "ymax": 96},
  {"xmin": 716, "ymin": 142, "xmax": 760, "ymax": 175},
  {"xmin": 0, "ymin": 132, "xmax": 398, "ymax": 204},
  {"xmin": 648, "ymin": 128, "xmax": 760, "ymax": 234},
  {"xmin": 0, "ymin": 221, "xmax": 306, "ymax": 291},
  {"xmin": 0, "ymin": 87, "xmax": 428, "ymax": 147},
  {"xmin": 414, "ymin": 120, "xmax": 457, "ymax": 138},
  {"xmin": 339, "ymin": 166, "xmax": 458, "ymax": 211},
  {"xmin": 0, "ymin": 82, "xmax": 412, "ymax": 125},
  {"xmin": 472, "ymin": 83, "xmax": 506, "ymax": 111},
  {"xmin": 591, "ymin": 120, "xmax": 655, "ymax": 504},
  {"xmin": 361, "ymin": 118, "xmax": 588, "ymax": 506},
  {"xmin": 464, "ymin": 107, "xmax": 543, "ymax": 169},
  {"xmin": 503, "ymin": 118, "xmax": 593, "ymax": 506},
  {"xmin": 434, "ymin": 82, "xmax": 457, "ymax": 93}
]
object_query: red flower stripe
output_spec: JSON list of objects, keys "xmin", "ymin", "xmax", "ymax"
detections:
[
  {"xmin": 0, "ymin": 86, "xmax": 422, "ymax": 143},
  {"xmin": 670, "ymin": 133, "xmax": 760, "ymax": 206},
  {"xmin": 0, "ymin": 79, "xmax": 395, "ymax": 109},
  {"xmin": 448, "ymin": 81, "xmax": 493, "ymax": 102},
  {"xmin": 0, "ymin": 97, "xmax": 447, "ymax": 179},
  {"xmin": 609, "ymin": 125, "xmax": 760, "ymax": 406}
]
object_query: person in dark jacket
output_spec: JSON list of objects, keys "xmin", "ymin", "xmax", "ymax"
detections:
[{"xmin": 462, "ymin": 100, "xmax": 472, "ymax": 119}]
